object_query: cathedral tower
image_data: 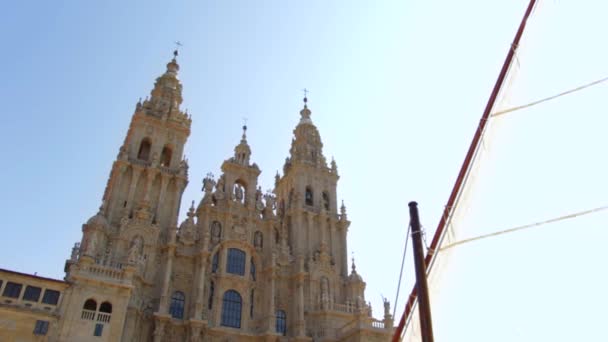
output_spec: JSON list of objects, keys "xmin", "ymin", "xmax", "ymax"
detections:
[{"xmin": 60, "ymin": 52, "xmax": 192, "ymax": 341}]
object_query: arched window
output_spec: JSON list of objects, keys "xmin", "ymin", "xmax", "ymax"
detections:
[
  {"xmin": 226, "ymin": 248, "xmax": 246, "ymax": 276},
  {"xmin": 81, "ymin": 299, "xmax": 97, "ymax": 320},
  {"xmin": 137, "ymin": 138, "xmax": 151, "ymax": 161},
  {"xmin": 83, "ymin": 299, "xmax": 97, "ymax": 311},
  {"xmin": 250, "ymin": 258, "xmax": 256, "ymax": 281},
  {"xmin": 99, "ymin": 302, "xmax": 112, "ymax": 314},
  {"xmin": 274, "ymin": 228, "xmax": 280, "ymax": 244},
  {"xmin": 305, "ymin": 187, "xmax": 313, "ymax": 206},
  {"xmin": 276, "ymin": 310, "xmax": 287, "ymax": 336},
  {"xmin": 160, "ymin": 146, "xmax": 172, "ymax": 167},
  {"xmin": 169, "ymin": 291, "xmax": 185, "ymax": 319},
  {"xmin": 212, "ymin": 252, "xmax": 219, "ymax": 273},
  {"xmin": 221, "ymin": 290, "xmax": 242, "ymax": 328},
  {"xmin": 97, "ymin": 302, "xmax": 112, "ymax": 323},
  {"xmin": 322, "ymin": 191, "xmax": 330, "ymax": 211},
  {"xmin": 208, "ymin": 282, "xmax": 214, "ymax": 310}
]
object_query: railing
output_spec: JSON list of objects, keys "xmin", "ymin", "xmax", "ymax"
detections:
[
  {"xmin": 371, "ymin": 319, "xmax": 385, "ymax": 329},
  {"xmin": 97, "ymin": 312, "xmax": 111, "ymax": 323},
  {"xmin": 128, "ymin": 158, "xmax": 151, "ymax": 168},
  {"xmin": 95, "ymin": 258, "xmax": 124, "ymax": 270},
  {"xmin": 84, "ymin": 264, "xmax": 125, "ymax": 281},
  {"xmin": 81, "ymin": 310, "xmax": 95, "ymax": 320},
  {"xmin": 160, "ymin": 166, "xmax": 179, "ymax": 175}
]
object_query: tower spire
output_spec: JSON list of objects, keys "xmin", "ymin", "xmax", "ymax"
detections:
[{"xmin": 300, "ymin": 89, "xmax": 312, "ymax": 124}]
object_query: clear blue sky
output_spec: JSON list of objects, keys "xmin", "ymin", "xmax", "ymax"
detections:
[{"xmin": 1, "ymin": 1, "xmax": 607, "ymax": 340}]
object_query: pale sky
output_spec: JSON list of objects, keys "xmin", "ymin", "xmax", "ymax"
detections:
[{"xmin": 1, "ymin": 1, "xmax": 607, "ymax": 340}]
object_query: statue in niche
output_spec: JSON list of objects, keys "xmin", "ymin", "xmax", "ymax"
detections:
[
  {"xmin": 321, "ymin": 277, "xmax": 330, "ymax": 308},
  {"xmin": 253, "ymin": 231, "xmax": 263, "ymax": 249},
  {"xmin": 234, "ymin": 184, "xmax": 244, "ymax": 202},
  {"xmin": 211, "ymin": 221, "xmax": 222, "ymax": 243},
  {"xmin": 128, "ymin": 236, "xmax": 143, "ymax": 263},
  {"xmin": 255, "ymin": 187, "xmax": 264, "ymax": 211}
]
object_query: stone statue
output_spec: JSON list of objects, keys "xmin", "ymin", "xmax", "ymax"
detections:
[
  {"xmin": 254, "ymin": 231, "xmax": 263, "ymax": 249},
  {"xmin": 234, "ymin": 184, "xmax": 244, "ymax": 202},
  {"xmin": 214, "ymin": 175, "xmax": 225, "ymax": 200},
  {"xmin": 383, "ymin": 297, "xmax": 391, "ymax": 316},
  {"xmin": 321, "ymin": 277, "xmax": 330, "ymax": 301},
  {"xmin": 128, "ymin": 237, "xmax": 143, "ymax": 263},
  {"xmin": 255, "ymin": 187, "xmax": 264, "ymax": 211},
  {"xmin": 211, "ymin": 221, "xmax": 221, "ymax": 243}
]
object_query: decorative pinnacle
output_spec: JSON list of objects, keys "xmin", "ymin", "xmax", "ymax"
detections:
[
  {"xmin": 303, "ymin": 88, "xmax": 309, "ymax": 108},
  {"xmin": 174, "ymin": 41, "xmax": 182, "ymax": 58}
]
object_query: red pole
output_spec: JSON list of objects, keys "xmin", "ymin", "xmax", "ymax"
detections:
[{"xmin": 392, "ymin": 1, "xmax": 538, "ymax": 341}]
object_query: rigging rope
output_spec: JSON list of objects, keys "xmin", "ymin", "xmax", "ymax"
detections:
[
  {"xmin": 439, "ymin": 205, "xmax": 608, "ymax": 252},
  {"xmin": 392, "ymin": 223, "xmax": 411, "ymax": 320},
  {"xmin": 491, "ymin": 75, "xmax": 608, "ymax": 118}
]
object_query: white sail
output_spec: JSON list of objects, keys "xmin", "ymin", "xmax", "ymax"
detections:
[{"xmin": 400, "ymin": 1, "xmax": 608, "ymax": 340}]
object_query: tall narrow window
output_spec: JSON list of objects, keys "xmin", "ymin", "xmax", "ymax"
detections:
[
  {"xmin": 250, "ymin": 289, "xmax": 254, "ymax": 318},
  {"xmin": 212, "ymin": 252, "xmax": 219, "ymax": 273},
  {"xmin": 250, "ymin": 258, "xmax": 256, "ymax": 281},
  {"xmin": 322, "ymin": 191, "xmax": 330, "ymax": 211},
  {"xmin": 226, "ymin": 248, "xmax": 246, "ymax": 276},
  {"xmin": 276, "ymin": 310, "xmax": 287, "ymax": 336},
  {"xmin": 208, "ymin": 281, "xmax": 215, "ymax": 310},
  {"xmin": 137, "ymin": 138, "xmax": 151, "ymax": 161},
  {"xmin": 169, "ymin": 291, "xmax": 185, "ymax": 319},
  {"xmin": 160, "ymin": 146, "xmax": 172, "ymax": 167},
  {"xmin": 221, "ymin": 290, "xmax": 242, "ymax": 328},
  {"xmin": 33, "ymin": 320, "xmax": 49, "ymax": 336},
  {"xmin": 93, "ymin": 323, "xmax": 103, "ymax": 337},
  {"xmin": 305, "ymin": 187, "xmax": 313, "ymax": 206},
  {"xmin": 2, "ymin": 282, "xmax": 22, "ymax": 298}
]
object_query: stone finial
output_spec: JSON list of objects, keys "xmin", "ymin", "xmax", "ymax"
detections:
[{"xmin": 340, "ymin": 200, "xmax": 347, "ymax": 220}]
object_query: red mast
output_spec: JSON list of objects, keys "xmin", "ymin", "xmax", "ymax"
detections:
[{"xmin": 392, "ymin": 0, "xmax": 538, "ymax": 340}]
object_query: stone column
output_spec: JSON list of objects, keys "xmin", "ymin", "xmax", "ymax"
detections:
[
  {"xmin": 296, "ymin": 276, "xmax": 305, "ymax": 337},
  {"xmin": 153, "ymin": 316, "xmax": 168, "ymax": 342},
  {"xmin": 155, "ymin": 174, "xmax": 169, "ymax": 222},
  {"xmin": 159, "ymin": 243, "xmax": 176, "ymax": 313},
  {"xmin": 340, "ymin": 226, "xmax": 348, "ymax": 277},
  {"xmin": 267, "ymin": 259, "xmax": 276, "ymax": 332},
  {"xmin": 193, "ymin": 253, "xmax": 208, "ymax": 319},
  {"xmin": 126, "ymin": 167, "xmax": 142, "ymax": 213},
  {"xmin": 142, "ymin": 169, "xmax": 157, "ymax": 203}
]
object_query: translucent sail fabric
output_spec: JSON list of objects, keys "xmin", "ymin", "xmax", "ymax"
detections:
[{"xmin": 400, "ymin": 1, "xmax": 608, "ymax": 340}]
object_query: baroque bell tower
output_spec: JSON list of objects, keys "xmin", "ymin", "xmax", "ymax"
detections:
[
  {"xmin": 61, "ymin": 51, "xmax": 192, "ymax": 341},
  {"xmin": 103, "ymin": 50, "xmax": 191, "ymax": 230}
]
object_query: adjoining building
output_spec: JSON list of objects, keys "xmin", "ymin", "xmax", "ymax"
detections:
[{"xmin": 0, "ymin": 53, "xmax": 393, "ymax": 342}]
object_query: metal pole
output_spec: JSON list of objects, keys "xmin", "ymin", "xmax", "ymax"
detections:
[
  {"xmin": 392, "ymin": 1, "xmax": 538, "ymax": 340},
  {"xmin": 409, "ymin": 201, "xmax": 434, "ymax": 342}
]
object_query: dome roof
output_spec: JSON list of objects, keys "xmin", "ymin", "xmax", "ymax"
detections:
[
  {"xmin": 86, "ymin": 203, "xmax": 108, "ymax": 228},
  {"xmin": 348, "ymin": 258, "xmax": 364, "ymax": 283}
]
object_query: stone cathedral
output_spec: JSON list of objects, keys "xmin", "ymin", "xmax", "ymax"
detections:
[{"xmin": 0, "ymin": 54, "xmax": 393, "ymax": 342}]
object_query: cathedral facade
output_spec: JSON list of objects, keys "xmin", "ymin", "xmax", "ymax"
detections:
[{"xmin": 0, "ymin": 54, "xmax": 393, "ymax": 342}]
